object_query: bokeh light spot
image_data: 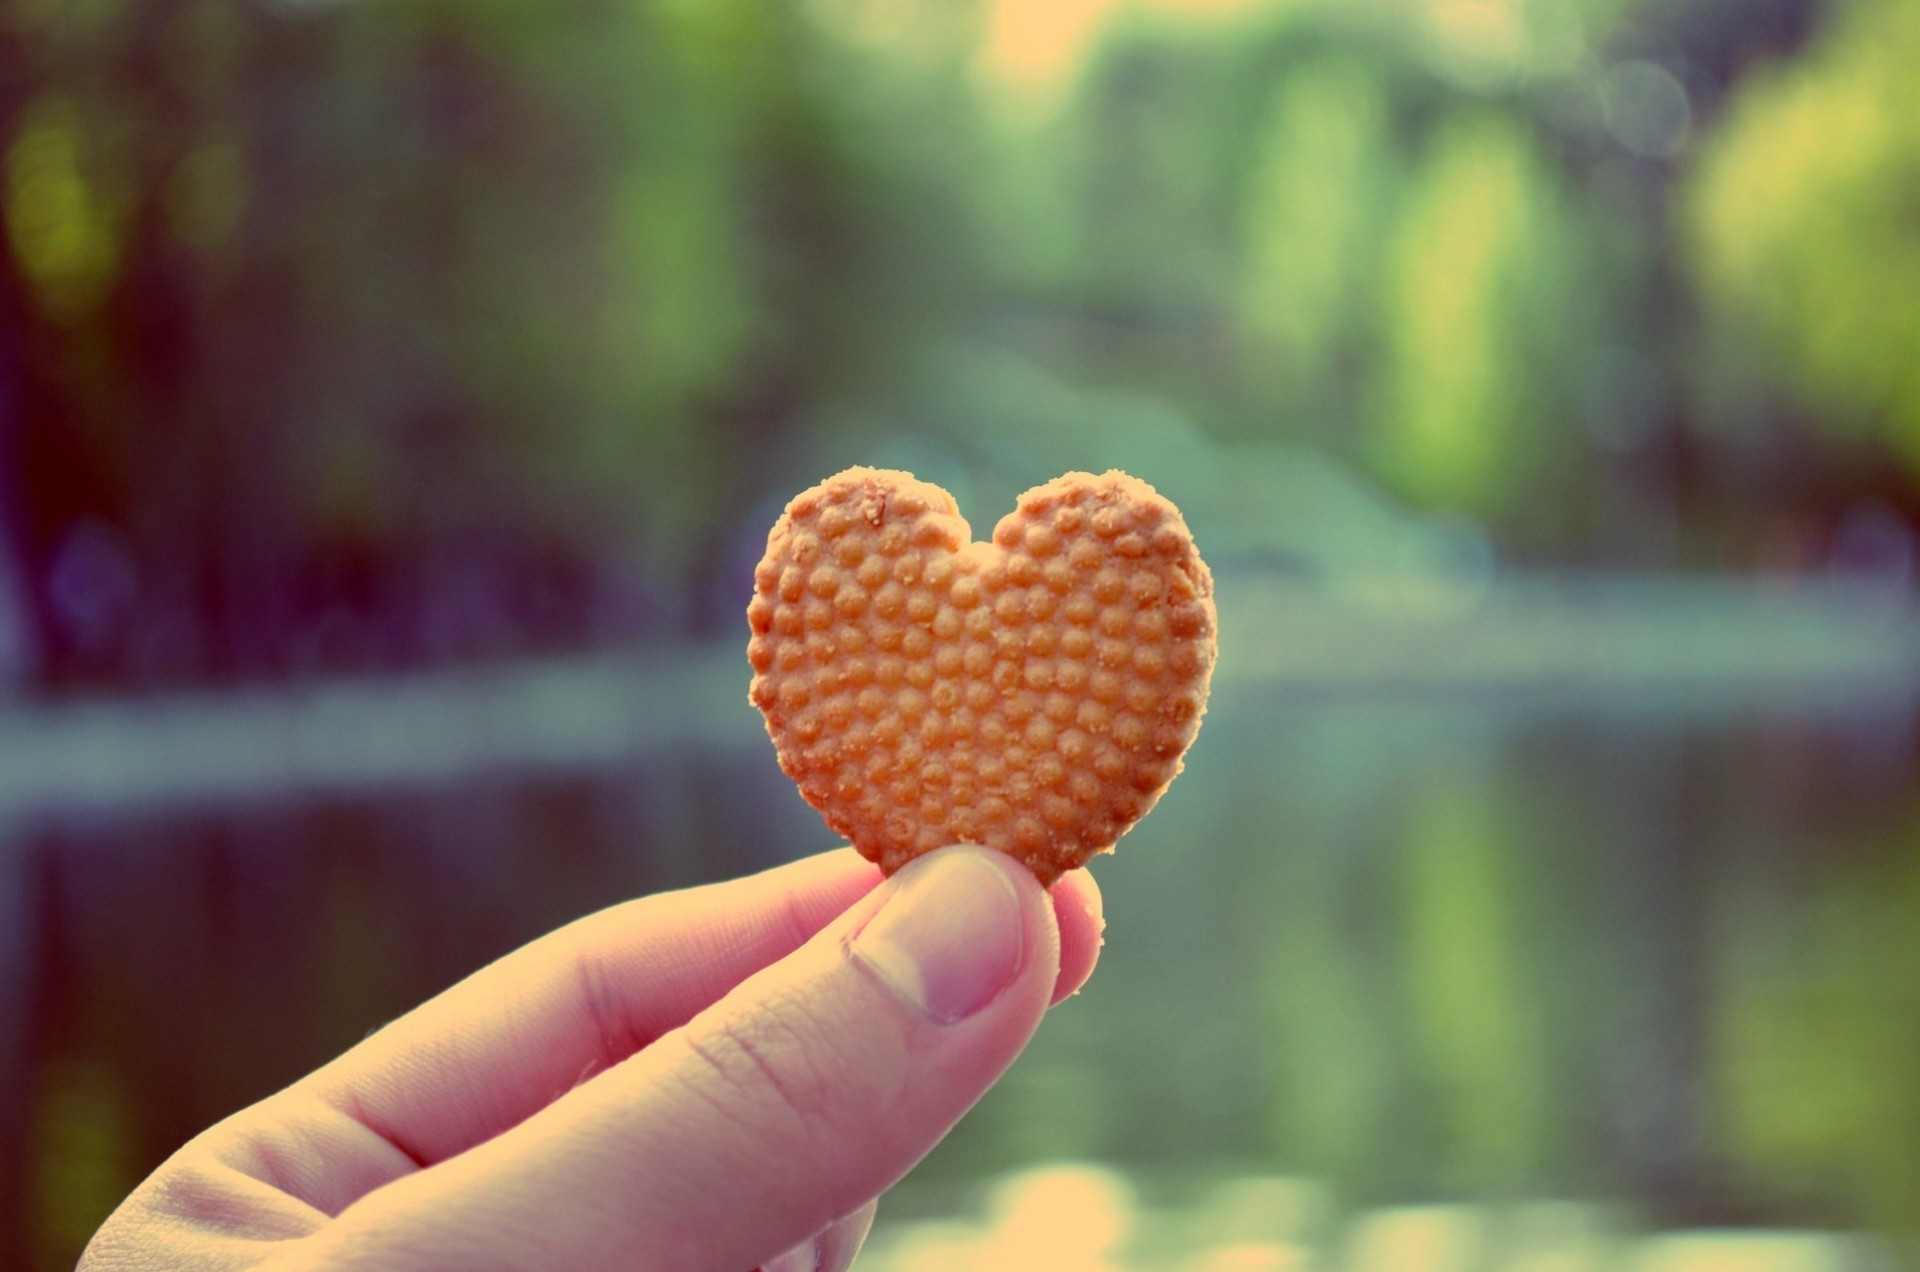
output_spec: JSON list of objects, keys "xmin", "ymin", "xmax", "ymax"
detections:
[
  {"xmin": 975, "ymin": 0, "xmax": 1124, "ymax": 113},
  {"xmin": 4, "ymin": 100, "xmax": 122, "ymax": 319},
  {"xmin": 50, "ymin": 520, "xmax": 139, "ymax": 653},
  {"xmin": 1602, "ymin": 59, "xmax": 1692, "ymax": 159}
]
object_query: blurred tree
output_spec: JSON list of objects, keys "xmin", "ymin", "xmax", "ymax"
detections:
[
  {"xmin": 3, "ymin": 0, "xmax": 1910, "ymax": 695},
  {"xmin": 1688, "ymin": 0, "xmax": 1920, "ymax": 469},
  {"xmin": 0, "ymin": 0, "xmax": 975, "ymax": 688},
  {"xmin": 940, "ymin": 0, "xmax": 1920, "ymax": 569},
  {"xmin": 1373, "ymin": 111, "xmax": 1594, "ymax": 524},
  {"xmin": 1235, "ymin": 55, "xmax": 1394, "ymax": 431},
  {"xmin": 955, "ymin": 8, "xmax": 1617, "ymax": 551}
]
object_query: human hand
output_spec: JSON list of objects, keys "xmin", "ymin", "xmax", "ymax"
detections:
[{"xmin": 80, "ymin": 844, "xmax": 1104, "ymax": 1271}]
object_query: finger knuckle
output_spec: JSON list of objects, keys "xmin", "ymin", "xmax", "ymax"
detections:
[{"xmin": 679, "ymin": 993, "xmax": 846, "ymax": 1153}]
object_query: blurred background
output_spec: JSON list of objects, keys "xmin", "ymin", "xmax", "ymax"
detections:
[{"xmin": 3, "ymin": 0, "xmax": 1919, "ymax": 1267}]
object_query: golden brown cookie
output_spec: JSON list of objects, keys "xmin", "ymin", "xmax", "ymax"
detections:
[{"xmin": 747, "ymin": 467, "xmax": 1216, "ymax": 884}]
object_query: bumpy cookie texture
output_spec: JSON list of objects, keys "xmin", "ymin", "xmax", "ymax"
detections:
[{"xmin": 747, "ymin": 467, "xmax": 1216, "ymax": 885}]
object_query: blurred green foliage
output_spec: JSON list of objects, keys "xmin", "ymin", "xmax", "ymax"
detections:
[
  {"xmin": 4, "ymin": 0, "xmax": 1917, "ymax": 685},
  {"xmin": 1, "ymin": 0, "xmax": 976, "ymax": 678},
  {"xmin": 1687, "ymin": 0, "xmax": 1920, "ymax": 467}
]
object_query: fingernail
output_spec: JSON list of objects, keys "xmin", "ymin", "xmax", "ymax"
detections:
[
  {"xmin": 848, "ymin": 847, "xmax": 1026, "ymax": 1025},
  {"xmin": 761, "ymin": 1238, "xmax": 819, "ymax": 1272}
]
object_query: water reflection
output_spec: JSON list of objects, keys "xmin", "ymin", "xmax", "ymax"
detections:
[{"xmin": 9, "ymin": 677, "xmax": 1920, "ymax": 1268}]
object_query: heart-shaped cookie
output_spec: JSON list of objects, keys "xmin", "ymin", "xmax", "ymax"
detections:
[{"xmin": 747, "ymin": 467, "xmax": 1216, "ymax": 884}]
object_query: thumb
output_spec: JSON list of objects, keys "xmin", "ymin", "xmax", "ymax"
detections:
[{"xmin": 312, "ymin": 845, "xmax": 1061, "ymax": 1272}]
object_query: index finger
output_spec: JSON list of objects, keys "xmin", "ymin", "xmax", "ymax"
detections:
[
  {"xmin": 286, "ymin": 845, "xmax": 1106, "ymax": 1179},
  {"xmin": 299, "ymin": 848, "xmax": 885, "ymax": 1169}
]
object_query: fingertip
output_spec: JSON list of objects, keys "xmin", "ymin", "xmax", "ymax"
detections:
[
  {"xmin": 849, "ymin": 845, "xmax": 1043, "ymax": 1027},
  {"xmin": 818, "ymin": 1200, "xmax": 879, "ymax": 1272},
  {"xmin": 761, "ymin": 1199, "xmax": 877, "ymax": 1272},
  {"xmin": 1049, "ymin": 867, "xmax": 1105, "ymax": 1005}
]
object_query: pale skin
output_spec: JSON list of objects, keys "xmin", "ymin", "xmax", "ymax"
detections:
[{"xmin": 81, "ymin": 844, "xmax": 1105, "ymax": 1272}]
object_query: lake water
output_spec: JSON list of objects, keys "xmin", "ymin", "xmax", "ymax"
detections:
[{"xmin": 6, "ymin": 582, "xmax": 1919, "ymax": 1269}]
